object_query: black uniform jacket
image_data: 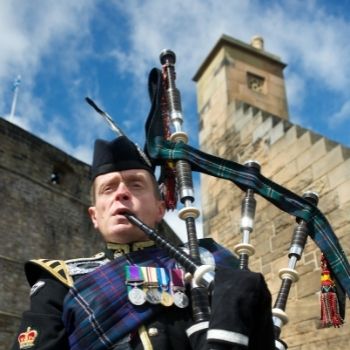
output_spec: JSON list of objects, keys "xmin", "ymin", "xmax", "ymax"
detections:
[
  {"xmin": 12, "ymin": 271, "xmax": 194, "ymax": 350},
  {"xmin": 12, "ymin": 242, "xmax": 198, "ymax": 350},
  {"xmin": 12, "ymin": 241, "xmax": 275, "ymax": 350}
]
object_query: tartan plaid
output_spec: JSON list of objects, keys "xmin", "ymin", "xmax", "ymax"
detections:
[
  {"xmin": 62, "ymin": 239, "xmax": 238, "ymax": 350},
  {"xmin": 145, "ymin": 68, "xmax": 350, "ymax": 298}
]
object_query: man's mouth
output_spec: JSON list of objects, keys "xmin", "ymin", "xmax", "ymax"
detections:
[{"xmin": 113, "ymin": 208, "xmax": 133, "ymax": 217}]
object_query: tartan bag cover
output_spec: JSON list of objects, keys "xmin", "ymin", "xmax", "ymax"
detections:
[{"xmin": 62, "ymin": 239, "xmax": 238, "ymax": 350}]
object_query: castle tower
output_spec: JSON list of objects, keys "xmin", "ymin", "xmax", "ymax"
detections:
[
  {"xmin": 194, "ymin": 35, "xmax": 350, "ymax": 348},
  {"xmin": 194, "ymin": 34, "xmax": 288, "ymax": 155}
]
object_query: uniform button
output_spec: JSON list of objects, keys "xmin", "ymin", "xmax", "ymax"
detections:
[{"xmin": 148, "ymin": 327, "xmax": 159, "ymax": 337}]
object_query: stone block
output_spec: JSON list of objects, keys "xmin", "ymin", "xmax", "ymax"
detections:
[
  {"xmin": 337, "ymin": 178, "xmax": 350, "ymax": 206},
  {"xmin": 317, "ymin": 190, "xmax": 339, "ymax": 215},
  {"xmin": 328, "ymin": 158, "xmax": 350, "ymax": 189},
  {"xmin": 297, "ymin": 138, "xmax": 329, "ymax": 173},
  {"xmin": 286, "ymin": 166, "xmax": 313, "ymax": 194},
  {"xmin": 310, "ymin": 175, "xmax": 329, "ymax": 196},
  {"xmin": 296, "ymin": 270, "xmax": 320, "ymax": 298},
  {"xmin": 325, "ymin": 201, "xmax": 350, "ymax": 232},
  {"xmin": 267, "ymin": 131, "xmax": 312, "ymax": 178},
  {"xmin": 272, "ymin": 159, "xmax": 298, "ymax": 184},
  {"xmin": 268, "ymin": 125, "xmax": 304, "ymax": 159},
  {"xmin": 311, "ymin": 145, "xmax": 346, "ymax": 180}
]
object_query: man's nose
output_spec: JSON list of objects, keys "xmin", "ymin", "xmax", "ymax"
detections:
[{"xmin": 115, "ymin": 182, "xmax": 131, "ymax": 201}]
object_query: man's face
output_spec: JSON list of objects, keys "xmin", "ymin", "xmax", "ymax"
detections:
[{"xmin": 88, "ymin": 169, "xmax": 165, "ymax": 243}]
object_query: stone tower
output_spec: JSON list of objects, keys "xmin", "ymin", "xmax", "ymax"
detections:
[
  {"xmin": 194, "ymin": 34, "xmax": 288, "ymax": 156},
  {"xmin": 194, "ymin": 35, "xmax": 350, "ymax": 349}
]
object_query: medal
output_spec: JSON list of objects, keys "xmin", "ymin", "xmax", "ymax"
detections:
[
  {"xmin": 145, "ymin": 288, "xmax": 162, "ymax": 304},
  {"xmin": 158, "ymin": 268, "xmax": 173, "ymax": 307},
  {"xmin": 171, "ymin": 268, "xmax": 189, "ymax": 308},
  {"xmin": 128, "ymin": 286, "xmax": 146, "ymax": 305},
  {"xmin": 142, "ymin": 267, "xmax": 161, "ymax": 304},
  {"xmin": 125, "ymin": 266, "xmax": 145, "ymax": 306},
  {"xmin": 161, "ymin": 291, "xmax": 174, "ymax": 306},
  {"xmin": 173, "ymin": 291, "xmax": 189, "ymax": 308}
]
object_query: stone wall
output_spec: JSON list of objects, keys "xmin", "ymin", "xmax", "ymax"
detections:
[
  {"xmin": 0, "ymin": 117, "xmax": 102, "ymax": 350},
  {"xmin": 200, "ymin": 102, "xmax": 350, "ymax": 349}
]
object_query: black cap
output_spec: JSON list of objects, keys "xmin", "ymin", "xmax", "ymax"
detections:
[{"xmin": 91, "ymin": 136, "xmax": 153, "ymax": 181}]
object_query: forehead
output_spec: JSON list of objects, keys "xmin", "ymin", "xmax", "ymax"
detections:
[{"xmin": 94, "ymin": 169, "xmax": 152, "ymax": 187}]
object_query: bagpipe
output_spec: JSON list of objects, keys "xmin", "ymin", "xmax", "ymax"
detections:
[{"xmin": 87, "ymin": 50, "xmax": 350, "ymax": 349}]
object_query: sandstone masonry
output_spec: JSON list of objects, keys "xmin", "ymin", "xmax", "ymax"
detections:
[{"xmin": 194, "ymin": 35, "xmax": 350, "ymax": 349}]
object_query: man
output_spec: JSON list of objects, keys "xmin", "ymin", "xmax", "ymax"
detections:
[{"xmin": 12, "ymin": 135, "xmax": 275, "ymax": 349}]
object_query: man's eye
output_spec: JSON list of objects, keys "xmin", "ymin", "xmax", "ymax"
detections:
[
  {"xmin": 131, "ymin": 181, "xmax": 144, "ymax": 189},
  {"xmin": 102, "ymin": 186, "xmax": 114, "ymax": 194}
]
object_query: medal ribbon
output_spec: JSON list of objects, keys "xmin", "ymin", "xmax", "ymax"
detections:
[
  {"xmin": 141, "ymin": 267, "xmax": 158, "ymax": 287},
  {"xmin": 125, "ymin": 265, "xmax": 144, "ymax": 292},
  {"xmin": 158, "ymin": 268, "xmax": 169, "ymax": 291},
  {"xmin": 171, "ymin": 269, "xmax": 185, "ymax": 291}
]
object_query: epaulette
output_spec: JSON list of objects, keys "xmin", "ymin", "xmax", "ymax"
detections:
[
  {"xmin": 25, "ymin": 252, "xmax": 108, "ymax": 288},
  {"xmin": 25, "ymin": 259, "xmax": 74, "ymax": 288}
]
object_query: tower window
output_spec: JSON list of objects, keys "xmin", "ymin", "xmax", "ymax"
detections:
[{"xmin": 247, "ymin": 72, "xmax": 266, "ymax": 94}]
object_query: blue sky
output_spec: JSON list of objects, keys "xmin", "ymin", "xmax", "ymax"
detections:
[{"xmin": 1, "ymin": 0, "xmax": 350, "ymax": 240}]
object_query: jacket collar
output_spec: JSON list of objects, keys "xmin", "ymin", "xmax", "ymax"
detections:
[{"xmin": 105, "ymin": 240, "xmax": 156, "ymax": 259}]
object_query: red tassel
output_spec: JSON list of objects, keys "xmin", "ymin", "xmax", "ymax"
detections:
[
  {"xmin": 320, "ymin": 253, "xmax": 344, "ymax": 327},
  {"xmin": 163, "ymin": 161, "xmax": 177, "ymax": 210}
]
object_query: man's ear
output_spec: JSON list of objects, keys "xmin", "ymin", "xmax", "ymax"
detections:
[
  {"xmin": 88, "ymin": 206, "xmax": 99, "ymax": 229},
  {"xmin": 156, "ymin": 200, "xmax": 166, "ymax": 223}
]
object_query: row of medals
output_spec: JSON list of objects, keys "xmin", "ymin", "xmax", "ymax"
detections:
[{"xmin": 126, "ymin": 271, "xmax": 189, "ymax": 308}]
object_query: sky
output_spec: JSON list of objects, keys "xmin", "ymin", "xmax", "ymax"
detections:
[{"xmin": 1, "ymin": 0, "xmax": 350, "ymax": 241}]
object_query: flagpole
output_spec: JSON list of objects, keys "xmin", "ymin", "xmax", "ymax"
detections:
[{"xmin": 10, "ymin": 75, "xmax": 21, "ymax": 118}]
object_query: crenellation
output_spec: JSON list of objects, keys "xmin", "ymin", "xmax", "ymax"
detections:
[
  {"xmin": 268, "ymin": 124, "xmax": 306, "ymax": 159},
  {"xmin": 252, "ymin": 116, "xmax": 274, "ymax": 143},
  {"xmin": 268, "ymin": 120, "xmax": 286, "ymax": 145},
  {"xmin": 232, "ymin": 106, "xmax": 255, "ymax": 132}
]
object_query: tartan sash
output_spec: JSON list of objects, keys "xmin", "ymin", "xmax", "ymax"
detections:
[
  {"xmin": 145, "ymin": 68, "xmax": 350, "ymax": 298},
  {"xmin": 62, "ymin": 239, "xmax": 238, "ymax": 350}
]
